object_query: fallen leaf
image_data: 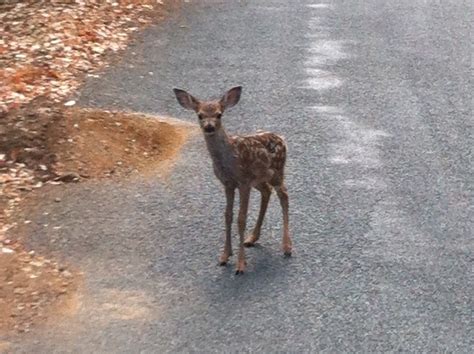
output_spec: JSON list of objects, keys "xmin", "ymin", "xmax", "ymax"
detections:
[{"xmin": 64, "ymin": 100, "xmax": 76, "ymax": 106}]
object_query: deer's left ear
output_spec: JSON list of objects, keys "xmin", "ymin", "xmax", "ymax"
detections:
[
  {"xmin": 173, "ymin": 88, "xmax": 200, "ymax": 111},
  {"xmin": 220, "ymin": 86, "xmax": 242, "ymax": 110}
]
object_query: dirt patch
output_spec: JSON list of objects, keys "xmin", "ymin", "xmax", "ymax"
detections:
[
  {"xmin": 0, "ymin": 100, "xmax": 195, "ymax": 183},
  {"xmin": 0, "ymin": 245, "xmax": 78, "ymax": 334},
  {"xmin": 50, "ymin": 108, "xmax": 195, "ymax": 180},
  {"xmin": 0, "ymin": 98, "xmax": 58, "ymax": 181}
]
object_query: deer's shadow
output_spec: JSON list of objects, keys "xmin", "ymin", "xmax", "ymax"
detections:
[{"xmin": 202, "ymin": 243, "xmax": 295, "ymax": 305}]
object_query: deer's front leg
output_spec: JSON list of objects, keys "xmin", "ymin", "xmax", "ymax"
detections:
[
  {"xmin": 219, "ymin": 187, "xmax": 235, "ymax": 266},
  {"xmin": 236, "ymin": 185, "xmax": 251, "ymax": 275}
]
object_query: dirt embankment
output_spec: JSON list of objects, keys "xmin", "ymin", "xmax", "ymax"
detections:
[{"xmin": 51, "ymin": 107, "xmax": 193, "ymax": 180}]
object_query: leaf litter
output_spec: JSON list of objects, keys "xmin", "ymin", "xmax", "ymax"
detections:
[{"xmin": 0, "ymin": 0, "xmax": 169, "ymax": 114}]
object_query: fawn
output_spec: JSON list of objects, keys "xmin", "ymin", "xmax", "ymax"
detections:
[{"xmin": 173, "ymin": 86, "xmax": 292, "ymax": 274}]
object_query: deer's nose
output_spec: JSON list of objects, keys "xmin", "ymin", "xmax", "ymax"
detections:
[{"xmin": 204, "ymin": 125, "xmax": 215, "ymax": 133}]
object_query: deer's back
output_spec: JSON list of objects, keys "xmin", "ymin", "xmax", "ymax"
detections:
[{"xmin": 230, "ymin": 132, "xmax": 287, "ymax": 186}]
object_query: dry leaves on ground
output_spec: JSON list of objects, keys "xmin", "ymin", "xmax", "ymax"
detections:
[
  {"xmin": 0, "ymin": 162, "xmax": 41, "ymax": 242},
  {"xmin": 0, "ymin": 0, "xmax": 167, "ymax": 114},
  {"xmin": 0, "ymin": 243, "xmax": 77, "ymax": 334},
  {"xmin": 0, "ymin": 159, "xmax": 77, "ymax": 335}
]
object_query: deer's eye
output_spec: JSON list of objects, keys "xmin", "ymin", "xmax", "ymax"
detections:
[
  {"xmin": 198, "ymin": 114, "xmax": 204, "ymax": 120},
  {"xmin": 216, "ymin": 114, "xmax": 222, "ymax": 119}
]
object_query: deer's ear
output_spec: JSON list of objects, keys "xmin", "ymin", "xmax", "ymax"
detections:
[
  {"xmin": 220, "ymin": 86, "xmax": 242, "ymax": 110},
  {"xmin": 173, "ymin": 88, "xmax": 199, "ymax": 111}
]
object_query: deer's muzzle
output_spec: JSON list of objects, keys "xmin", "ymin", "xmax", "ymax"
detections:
[{"xmin": 203, "ymin": 125, "xmax": 216, "ymax": 133}]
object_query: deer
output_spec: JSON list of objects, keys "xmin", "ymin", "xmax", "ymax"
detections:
[{"xmin": 173, "ymin": 86, "xmax": 292, "ymax": 275}]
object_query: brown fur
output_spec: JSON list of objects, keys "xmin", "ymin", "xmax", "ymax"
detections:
[{"xmin": 173, "ymin": 87, "xmax": 292, "ymax": 274}]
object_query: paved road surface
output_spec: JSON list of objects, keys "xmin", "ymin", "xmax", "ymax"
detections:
[{"xmin": 12, "ymin": 0, "xmax": 472, "ymax": 352}]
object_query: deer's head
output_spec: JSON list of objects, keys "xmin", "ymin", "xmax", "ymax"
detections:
[{"xmin": 173, "ymin": 86, "xmax": 242, "ymax": 136}]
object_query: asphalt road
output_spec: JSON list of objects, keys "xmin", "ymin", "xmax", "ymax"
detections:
[{"xmin": 12, "ymin": 0, "xmax": 472, "ymax": 352}]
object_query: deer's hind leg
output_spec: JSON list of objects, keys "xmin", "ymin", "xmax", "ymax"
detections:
[
  {"xmin": 274, "ymin": 182, "xmax": 292, "ymax": 257},
  {"xmin": 244, "ymin": 183, "xmax": 272, "ymax": 247}
]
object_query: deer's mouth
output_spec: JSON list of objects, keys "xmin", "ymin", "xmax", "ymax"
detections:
[{"xmin": 203, "ymin": 126, "xmax": 216, "ymax": 134}]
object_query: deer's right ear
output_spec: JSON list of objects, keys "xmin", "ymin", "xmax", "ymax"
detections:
[
  {"xmin": 173, "ymin": 88, "xmax": 199, "ymax": 111},
  {"xmin": 220, "ymin": 86, "xmax": 242, "ymax": 110}
]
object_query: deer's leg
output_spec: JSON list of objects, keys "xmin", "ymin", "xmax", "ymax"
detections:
[
  {"xmin": 244, "ymin": 183, "xmax": 272, "ymax": 247},
  {"xmin": 275, "ymin": 183, "xmax": 292, "ymax": 256},
  {"xmin": 219, "ymin": 187, "xmax": 235, "ymax": 266},
  {"xmin": 236, "ymin": 185, "xmax": 251, "ymax": 274}
]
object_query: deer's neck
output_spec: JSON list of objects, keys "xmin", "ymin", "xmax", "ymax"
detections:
[{"xmin": 204, "ymin": 129, "xmax": 236, "ymax": 178}]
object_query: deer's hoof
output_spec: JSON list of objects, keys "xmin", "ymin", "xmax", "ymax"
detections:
[
  {"xmin": 219, "ymin": 254, "xmax": 231, "ymax": 266},
  {"xmin": 243, "ymin": 235, "xmax": 258, "ymax": 247},
  {"xmin": 235, "ymin": 259, "xmax": 246, "ymax": 275},
  {"xmin": 219, "ymin": 252, "xmax": 232, "ymax": 266},
  {"xmin": 283, "ymin": 244, "xmax": 292, "ymax": 257}
]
